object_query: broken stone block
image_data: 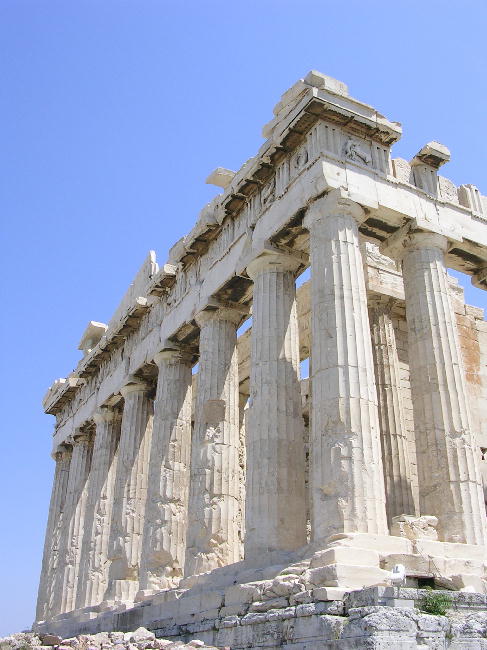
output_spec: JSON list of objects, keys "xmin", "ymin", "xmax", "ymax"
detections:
[{"xmin": 391, "ymin": 515, "xmax": 439, "ymax": 540}]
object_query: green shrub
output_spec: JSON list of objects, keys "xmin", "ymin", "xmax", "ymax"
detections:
[{"xmin": 419, "ymin": 587, "xmax": 452, "ymax": 616}]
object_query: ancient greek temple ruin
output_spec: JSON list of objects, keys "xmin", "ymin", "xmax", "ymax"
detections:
[{"xmin": 35, "ymin": 71, "xmax": 487, "ymax": 647}]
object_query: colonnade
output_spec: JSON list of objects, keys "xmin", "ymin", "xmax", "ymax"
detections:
[{"xmin": 36, "ymin": 189, "xmax": 487, "ymax": 622}]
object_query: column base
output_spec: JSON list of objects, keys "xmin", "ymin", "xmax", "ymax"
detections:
[
  {"xmin": 310, "ymin": 531, "xmax": 486, "ymax": 594},
  {"xmin": 37, "ymin": 535, "xmax": 487, "ymax": 641},
  {"xmin": 104, "ymin": 579, "xmax": 139, "ymax": 604}
]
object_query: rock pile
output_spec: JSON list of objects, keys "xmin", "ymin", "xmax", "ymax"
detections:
[{"xmin": 0, "ymin": 627, "xmax": 222, "ymax": 650}]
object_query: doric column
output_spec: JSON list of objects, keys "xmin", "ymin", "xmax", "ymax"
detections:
[
  {"xmin": 138, "ymin": 346, "xmax": 193, "ymax": 593},
  {"xmin": 76, "ymin": 406, "xmax": 121, "ymax": 608},
  {"xmin": 185, "ymin": 307, "xmax": 241, "ymax": 576},
  {"xmin": 395, "ymin": 230, "xmax": 487, "ymax": 544},
  {"xmin": 51, "ymin": 431, "xmax": 94, "ymax": 616},
  {"xmin": 304, "ymin": 188, "xmax": 388, "ymax": 543},
  {"xmin": 36, "ymin": 445, "xmax": 72, "ymax": 622},
  {"xmin": 105, "ymin": 377, "xmax": 153, "ymax": 602},
  {"xmin": 238, "ymin": 392, "xmax": 248, "ymax": 562},
  {"xmin": 244, "ymin": 251, "xmax": 307, "ymax": 557},
  {"xmin": 369, "ymin": 297, "xmax": 415, "ymax": 524}
]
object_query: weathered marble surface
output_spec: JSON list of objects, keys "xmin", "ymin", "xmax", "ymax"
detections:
[
  {"xmin": 304, "ymin": 189, "xmax": 388, "ymax": 543},
  {"xmin": 36, "ymin": 71, "xmax": 487, "ymax": 641},
  {"xmin": 185, "ymin": 308, "xmax": 242, "ymax": 576},
  {"xmin": 105, "ymin": 379, "xmax": 153, "ymax": 603},
  {"xmin": 245, "ymin": 251, "xmax": 307, "ymax": 557},
  {"xmin": 139, "ymin": 348, "xmax": 193, "ymax": 594}
]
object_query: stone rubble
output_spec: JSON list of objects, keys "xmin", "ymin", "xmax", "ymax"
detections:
[
  {"xmin": 0, "ymin": 628, "xmax": 220, "ymax": 650},
  {"xmin": 4, "ymin": 607, "xmax": 487, "ymax": 649}
]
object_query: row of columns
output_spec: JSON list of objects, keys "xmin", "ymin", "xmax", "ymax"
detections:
[{"xmin": 37, "ymin": 188, "xmax": 487, "ymax": 622}]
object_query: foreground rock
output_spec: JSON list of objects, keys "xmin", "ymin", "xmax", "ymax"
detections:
[
  {"xmin": 0, "ymin": 628, "xmax": 221, "ymax": 650},
  {"xmin": 4, "ymin": 608, "xmax": 487, "ymax": 649}
]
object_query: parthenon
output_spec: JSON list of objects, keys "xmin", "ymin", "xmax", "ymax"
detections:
[{"xmin": 35, "ymin": 71, "xmax": 487, "ymax": 647}]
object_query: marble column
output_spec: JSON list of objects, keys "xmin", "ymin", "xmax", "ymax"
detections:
[
  {"xmin": 399, "ymin": 231, "xmax": 487, "ymax": 544},
  {"xmin": 105, "ymin": 377, "xmax": 153, "ymax": 602},
  {"xmin": 76, "ymin": 406, "xmax": 121, "ymax": 608},
  {"xmin": 369, "ymin": 297, "xmax": 416, "ymax": 524},
  {"xmin": 138, "ymin": 347, "xmax": 193, "ymax": 593},
  {"xmin": 238, "ymin": 392, "xmax": 248, "ymax": 562},
  {"xmin": 304, "ymin": 189, "xmax": 388, "ymax": 543},
  {"xmin": 185, "ymin": 307, "xmax": 241, "ymax": 575},
  {"xmin": 245, "ymin": 251, "xmax": 307, "ymax": 558},
  {"xmin": 51, "ymin": 431, "xmax": 94, "ymax": 616},
  {"xmin": 36, "ymin": 445, "xmax": 72, "ymax": 622}
]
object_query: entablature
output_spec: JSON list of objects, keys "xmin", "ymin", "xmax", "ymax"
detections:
[{"xmin": 43, "ymin": 70, "xmax": 487, "ymax": 430}]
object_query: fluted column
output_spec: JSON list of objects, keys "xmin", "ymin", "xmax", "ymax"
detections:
[
  {"xmin": 245, "ymin": 251, "xmax": 307, "ymax": 557},
  {"xmin": 185, "ymin": 307, "xmax": 241, "ymax": 575},
  {"xmin": 76, "ymin": 406, "xmax": 121, "ymax": 608},
  {"xmin": 105, "ymin": 377, "xmax": 153, "ymax": 602},
  {"xmin": 138, "ymin": 347, "xmax": 193, "ymax": 593},
  {"xmin": 238, "ymin": 392, "xmax": 248, "ymax": 562},
  {"xmin": 369, "ymin": 297, "xmax": 415, "ymax": 524},
  {"xmin": 51, "ymin": 432, "xmax": 94, "ymax": 616},
  {"xmin": 304, "ymin": 189, "xmax": 388, "ymax": 543},
  {"xmin": 36, "ymin": 445, "xmax": 72, "ymax": 622},
  {"xmin": 399, "ymin": 231, "xmax": 487, "ymax": 544}
]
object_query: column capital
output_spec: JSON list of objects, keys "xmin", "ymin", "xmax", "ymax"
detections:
[
  {"xmin": 195, "ymin": 305, "xmax": 244, "ymax": 328},
  {"xmin": 246, "ymin": 248, "xmax": 303, "ymax": 280},
  {"xmin": 304, "ymin": 187, "xmax": 365, "ymax": 229},
  {"xmin": 380, "ymin": 222, "xmax": 449, "ymax": 261},
  {"xmin": 71, "ymin": 430, "xmax": 93, "ymax": 445},
  {"xmin": 93, "ymin": 405, "xmax": 118, "ymax": 425},
  {"xmin": 51, "ymin": 444, "xmax": 72, "ymax": 462},
  {"xmin": 154, "ymin": 342, "xmax": 194, "ymax": 366},
  {"xmin": 120, "ymin": 376, "xmax": 151, "ymax": 398}
]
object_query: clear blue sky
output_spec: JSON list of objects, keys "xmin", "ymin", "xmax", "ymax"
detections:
[{"xmin": 1, "ymin": 0, "xmax": 486, "ymax": 636}]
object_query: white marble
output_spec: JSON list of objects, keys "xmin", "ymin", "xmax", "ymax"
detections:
[
  {"xmin": 36, "ymin": 446, "xmax": 72, "ymax": 622},
  {"xmin": 245, "ymin": 251, "xmax": 307, "ymax": 557},
  {"xmin": 105, "ymin": 378, "xmax": 153, "ymax": 602},
  {"xmin": 369, "ymin": 297, "xmax": 416, "ymax": 524},
  {"xmin": 399, "ymin": 231, "xmax": 487, "ymax": 544},
  {"xmin": 185, "ymin": 308, "xmax": 241, "ymax": 576},
  {"xmin": 139, "ymin": 347, "xmax": 193, "ymax": 592},
  {"xmin": 51, "ymin": 433, "xmax": 93, "ymax": 615},
  {"xmin": 37, "ymin": 72, "xmax": 487, "ymax": 629},
  {"xmin": 76, "ymin": 406, "xmax": 121, "ymax": 608},
  {"xmin": 304, "ymin": 189, "xmax": 388, "ymax": 543}
]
